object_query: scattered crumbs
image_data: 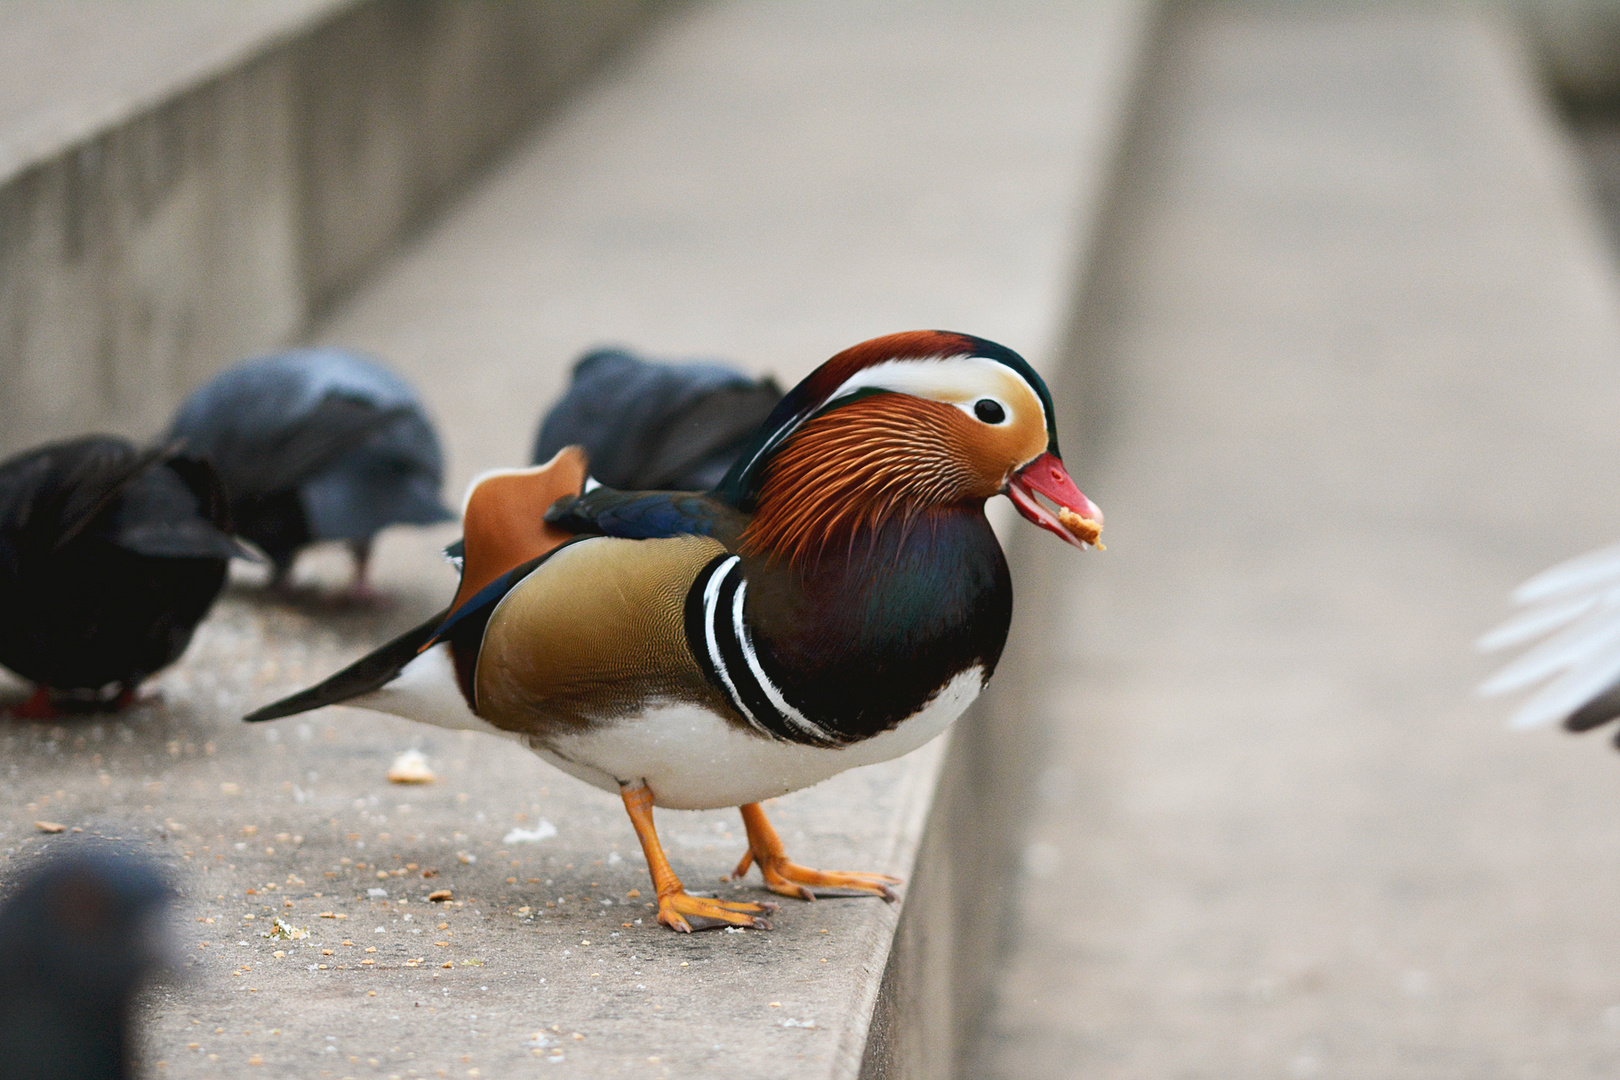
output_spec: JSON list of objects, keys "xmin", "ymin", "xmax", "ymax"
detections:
[
  {"xmin": 502, "ymin": 819, "xmax": 557, "ymax": 844},
  {"xmin": 386, "ymin": 749, "xmax": 436, "ymax": 784},
  {"xmin": 33, "ymin": 821, "xmax": 64, "ymax": 833}
]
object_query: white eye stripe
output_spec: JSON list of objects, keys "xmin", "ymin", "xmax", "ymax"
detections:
[{"xmin": 828, "ymin": 355, "xmax": 1043, "ymax": 425}]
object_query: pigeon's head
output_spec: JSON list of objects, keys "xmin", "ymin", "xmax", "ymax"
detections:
[{"xmin": 718, "ymin": 330, "xmax": 1102, "ymax": 565}]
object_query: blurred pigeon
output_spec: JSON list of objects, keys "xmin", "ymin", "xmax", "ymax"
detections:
[
  {"xmin": 531, "ymin": 347, "xmax": 782, "ymax": 491},
  {"xmin": 0, "ymin": 849, "xmax": 173, "ymax": 1080},
  {"xmin": 0, "ymin": 436, "xmax": 240, "ymax": 717},
  {"xmin": 1478, "ymin": 542, "xmax": 1620, "ymax": 745},
  {"xmin": 168, "ymin": 349, "xmax": 455, "ymax": 598}
]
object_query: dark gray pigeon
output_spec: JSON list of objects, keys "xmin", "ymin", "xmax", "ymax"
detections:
[
  {"xmin": 168, "ymin": 349, "xmax": 454, "ymax": 597},
  {"xmin": 531, "ymin": 347, "xmax": 782, "ymax": 491},
  {"xmin": 0, "ymin": 849, "xmax": 173, "ymax": 1080},
  {"xmin": 0, "ymin": 436, "xmax": 241, "ymax": 717}
]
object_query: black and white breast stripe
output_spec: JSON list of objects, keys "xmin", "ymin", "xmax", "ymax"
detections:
[{"xmin": 683, "ymin": 555, "xmax": 842, "ymax": 747}]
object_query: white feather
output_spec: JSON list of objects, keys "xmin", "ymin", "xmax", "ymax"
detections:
[
  {"xmin": 348, "ymin": 642, "xmax": 517, "ymax": 739},
  {"xmin": 1511, "ymin": 541, "xmax": 1620, "ymax": 604},
  {"xmin": 1477, "ymin": 600, "xmax": 1620, "ymax": 696},
  {"xmin": 1476, "ymin": 593, "xmax": 1599, "ymax": 652},
  {"xmin": 1479, "ymin": 541, "xmax": 1620, "ymax": 728},
  {"xmin": 1508, "ymin": 647, "xmax": 1620, "ymax": 729}
]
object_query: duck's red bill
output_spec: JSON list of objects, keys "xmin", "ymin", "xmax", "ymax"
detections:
[{"xmin": 1007, "ymin": 452, "xmax": 1104, "ymax": 550}]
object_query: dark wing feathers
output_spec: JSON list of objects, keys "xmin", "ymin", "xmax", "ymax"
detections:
[
  {"xmin": 243, "ymin": 612, "xmax": 445, "ymax": 723},
  {"xmin": 49, "ymin": 441, "xmax": 178, "ymax": 549},
  {"xmin": 531, "ymin": 348, "xmax": 781, "ymax": 491},
  {"xmin": 0, "ymin": 436, "xmax": 236, "ymax": 556},
  {"xmin": 244, "ymin": 545, "xmax": 570, "ymax": 723},
  {"xmin": 193, "ymin": 394, "xmax": 416, "ymax": 497},
  {"xmin": 544, "ymin": 488, "xmax": 745, "ymax": 543}
]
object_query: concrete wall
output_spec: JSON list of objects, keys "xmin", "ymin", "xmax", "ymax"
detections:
[{"xmin": 0, "ymin": 0, "xmax": 665, "ymax": 457}]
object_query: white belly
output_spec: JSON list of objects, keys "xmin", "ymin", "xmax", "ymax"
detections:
[
  {"xmin": 350, "ymin": 643, "xmax": 983, "ymax": 810},
  {"xmin": 533, "ymin": 667, "xmax": 984, "ymax": 809}
]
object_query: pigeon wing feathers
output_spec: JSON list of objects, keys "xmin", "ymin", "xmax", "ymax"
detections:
[
  {"xmin": 206, "ymin": 394, "xmax": 417, "ymax": 497},
  {"xmin": 532, "ymin": 348, "xmax": 782, "ymax": 490},
  {"xmin": 640, "ymin": 382, "xmax": 784, "ymax": 489},
  {"xmin": 48, "ymin": 440, "xmax": 178, "ymax": 549}
]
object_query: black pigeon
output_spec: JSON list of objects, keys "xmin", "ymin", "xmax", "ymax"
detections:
[
  {"xmin": 0, "ymin": 849, "xmax": 173, "ymax": 1080},
  {"xmin": 0, "ymin": 436, "xmax": 240, "ymax": 717},
  {"xmin": 531, "ymin": 347, "xmax": 782, "ymax": 490},
  {"xmin": 168, "ymin": 349, "xmax": 455, "ymax": 596}
]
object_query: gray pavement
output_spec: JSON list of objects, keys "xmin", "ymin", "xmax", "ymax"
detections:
[
  {"xmin": 0, "ymin": 2, "xmax": 1148, "ymax": 1077},
  {"xmin": 976, "ymin": 5, "xmax": 1620, "ymax": 1078}
]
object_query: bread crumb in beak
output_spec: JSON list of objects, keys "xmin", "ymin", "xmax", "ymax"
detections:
[{"xmin": 1058, "ymin": 507, "xmax": 1104, "ymax": 548}]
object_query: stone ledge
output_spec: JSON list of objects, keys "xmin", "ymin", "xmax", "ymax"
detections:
[{"xmin": 0, "ymin": 0, "xmax": 667, "ymax": 457}]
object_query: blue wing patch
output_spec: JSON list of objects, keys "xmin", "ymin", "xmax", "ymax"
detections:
[{"xmin": 544, "ymin": 489, "xmax": 745, "ymax": 543}]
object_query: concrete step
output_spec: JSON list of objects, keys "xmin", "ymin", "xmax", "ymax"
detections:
[
  {"xmin": 0, "ymin": 1, "xmax": 1157, "ymax": 1078},
  {"xmin": 974, "ymin": 4, "xmax": 1620, "ymax": 1075},
  {"xmin": 0, "ymin": 0, "xmax": 664, "ymax": 457}
]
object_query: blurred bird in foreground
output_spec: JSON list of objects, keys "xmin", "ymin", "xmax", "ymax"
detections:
[
  {"xmin": 246, "ymin": 331, "xmax": 1103, "ymax": 933},
  {"xmin": 0, "ymin": 849, "xmax": 172, "ymax": 1080},
  {"xmin": 0, "ymin": 436, "xmax": 241, "ymax": 718},
  {"xmin": 531, "ymin": 347, "xmax": 783, "ymax": 491},
  {"xmin": 1479, "ymin": 541, "xmax": 1620, "ymax": 743},
  {"xmin": 168, "ymin": 349, "xmax": 455, "ymax": 601}
]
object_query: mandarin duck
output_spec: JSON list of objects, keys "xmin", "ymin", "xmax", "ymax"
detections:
[
  {"xmin": 531, "ymin": 347, "xmax": 783, "ymax": 491},
  {"xmin": 245, "ymin": 332, "xmax": 1103, "ymax": 931},
  {"xmin": 0, "ymin": 436, "xmax": 242, "ymax": 717},
  {"xmin": 168, "ymin": 349, "xmax": 454, "ymax": 599},
  {"xmin": 0, "ymin": 849, "xmax": 172, "ymax": 1080},
  {"xmin": 1479, "ymin": 541, "xmax": 1620, "ymax": 744}
]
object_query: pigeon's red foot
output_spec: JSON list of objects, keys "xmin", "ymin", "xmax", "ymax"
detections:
[
  {"xmin": 10, "ymin": 686, "xmax": 59, "ymax": 719},
  {"xmin": 338, "ymin": 579, "xmax": 388, "ymax": 608},
  {"xmin": 620, "ymin": 783, "xmax": 773, "ymax": 933},
  {"xmin": 733, "ymin": 803, "xmax": 901, "ymax": 902}
]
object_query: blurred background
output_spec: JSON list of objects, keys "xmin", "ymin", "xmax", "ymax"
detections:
[{"xmin": 7, "ymin": 1, "xmax": 1620, "ymax": 1077}]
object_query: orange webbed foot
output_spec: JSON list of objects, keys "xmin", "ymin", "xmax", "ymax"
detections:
[
  {"xmin": 656, "ymin": 890, "xmax": 775, "ymax": 933},
  {"xmin": 733, "ymin": 804, "xmax": 901, "ymax": 903},
  {"xmin": 620, "ymin": 782, "xmax": 778, "ymax": 934}
]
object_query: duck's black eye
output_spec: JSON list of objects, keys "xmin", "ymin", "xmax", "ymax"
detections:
[{"xmin": 974, "ymin": 398, "xmax": 1007, "ymax": 424}]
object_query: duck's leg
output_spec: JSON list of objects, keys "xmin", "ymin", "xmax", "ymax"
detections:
[
  {"xmin": 732, "ymin": 803, "xmax": 900, "ymax": 902},
  {"xmin": 620, "ymin": 783, "xmax": 774, "ymax": 932}
]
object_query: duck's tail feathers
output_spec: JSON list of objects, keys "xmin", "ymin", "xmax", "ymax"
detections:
[{"xmin": 244, "ymin": 611, "xmax": 445, "ymax": 722}]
